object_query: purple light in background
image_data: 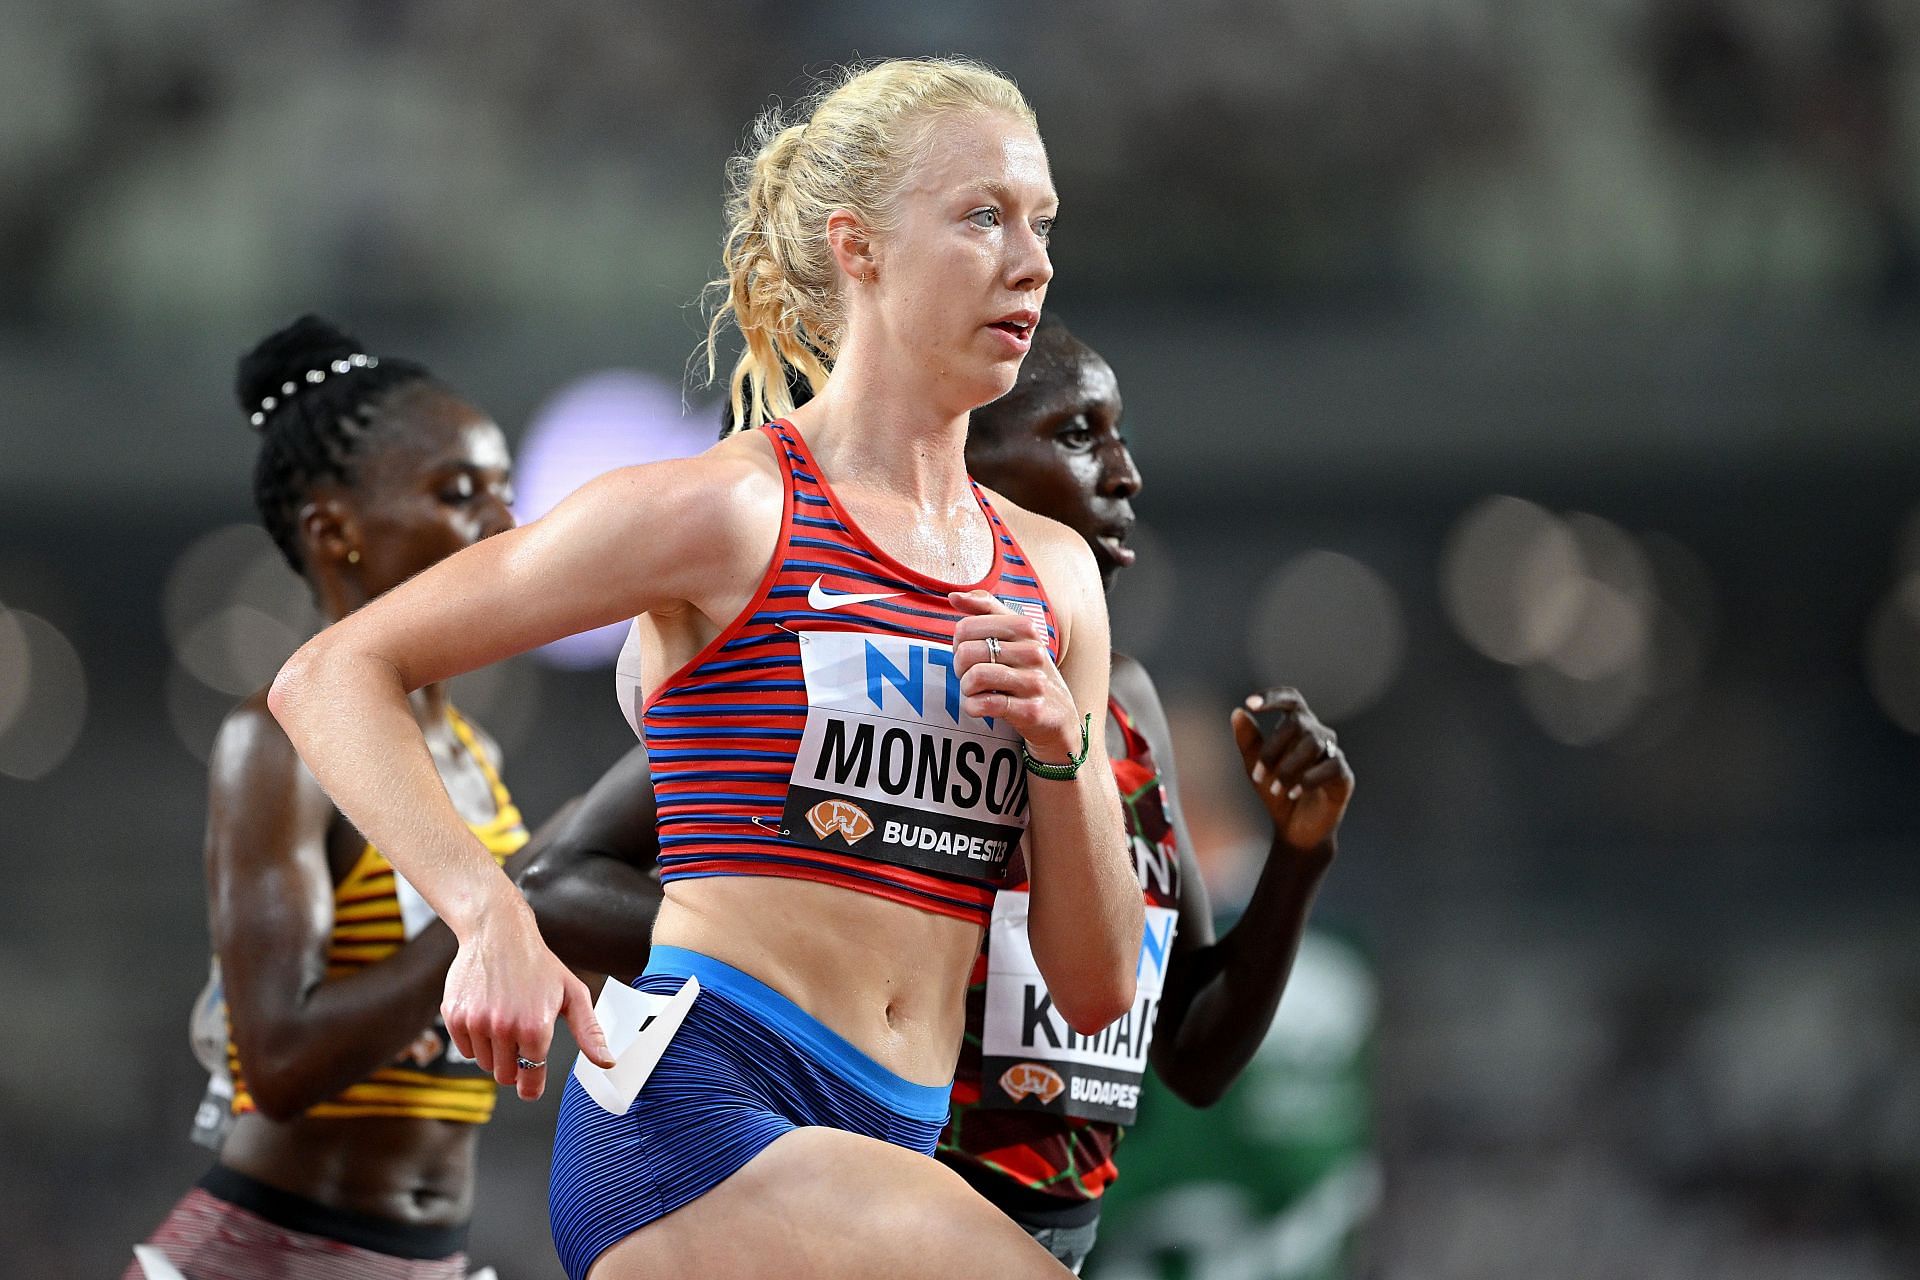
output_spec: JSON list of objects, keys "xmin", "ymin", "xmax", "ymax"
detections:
[{"xmin": 513, "ymin": 370, "xmax": 715, "ymax": 668}]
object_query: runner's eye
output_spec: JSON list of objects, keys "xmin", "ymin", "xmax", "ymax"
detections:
[
  {"xmin": 967, "ymin": 207, "xmax": 1001, "ymax": 229},
  {"xmin": 440, "ymin": 473, "xmax": 476, "ymax": 503},
  {"xmin": 1056, "ymin": 419, "xmax": 1094, "ymax": 451}
]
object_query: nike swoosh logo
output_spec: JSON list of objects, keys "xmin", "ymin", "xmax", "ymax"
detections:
[{"xmin": 807, "ymin": 577, "xmax": 904, "ymax": 611}]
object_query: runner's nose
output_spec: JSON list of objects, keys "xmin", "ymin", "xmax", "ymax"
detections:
[{"xmin": 1100, "ymin": 440, "xmax": 1142, "ymax": 500}]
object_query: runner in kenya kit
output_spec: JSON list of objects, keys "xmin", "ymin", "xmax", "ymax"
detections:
[{"xmin": 939, "ymin": 317, "xmax": 1355, "ymax": 1271}]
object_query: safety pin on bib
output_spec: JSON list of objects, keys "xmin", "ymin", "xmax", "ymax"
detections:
[{"xmin": 750, "ymin": 815, "xmax": 793, "ymax": 837}]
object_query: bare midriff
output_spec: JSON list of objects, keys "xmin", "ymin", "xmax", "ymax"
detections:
[
  {"xmin": 651, "ymin": 877, "xmax": 982, "ymax": 1087},
  {"xmin": 219, "ymin": 1113, "xmax": 475, "ymax": 1226}
]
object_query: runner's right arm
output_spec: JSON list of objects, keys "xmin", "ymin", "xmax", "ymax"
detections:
[
  {"xmin": 1145, "ymin": 677, "xmax": 1352, "ymax": 1107},
  {"xmin": 270, "ymin": 447, "xmax": 782, "ymax": 1098},
  {"xmin": 959, "ymin": 517, "xmax": 1143, "ymax": 1035},
  {"xmin": 517, "ymin": 745, "xmax": 662, "ymax": 984}
]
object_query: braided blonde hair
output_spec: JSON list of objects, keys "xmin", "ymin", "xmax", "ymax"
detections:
[{"xmin": 704, "ymin": 58, "xmax": 1037, "ymax": 432}]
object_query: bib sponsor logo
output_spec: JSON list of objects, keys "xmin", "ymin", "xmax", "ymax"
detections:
[
  {"xmin": 999, "ymin": 1061, "xmax": 1066, "ymax": 1105},
  {"xmin": 806, "ymin": 798, "xmax": 874, "ymax": 844},
  {"xmin": 783, "ymin": 632, "xmax": 1027, "ymax": 884}
]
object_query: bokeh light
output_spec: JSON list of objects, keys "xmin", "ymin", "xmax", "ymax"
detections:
[
  {"xmin": 1446, "ymin": 500, "xmax": 1715, "ymax": 747},
  {"xmin": 1865, "ymin": 575, "xmax": 1920, "ymax": 735},
  {"xmin": 0, "ymin": 606, "xmax": 30, "ymax": 740},
  {"xmin": 1441, "ymin": 496, "xmax": 1585, "ymax": 665},
  {"xmin": 1542, "ymin": 579, "xmax": 1649, "ymax": 683},
  {"xmin": 174, "ymin": 604, "xmax": 312, "ymax": 697},
  {"xmin": 165, "ymin": 661, "xmax": 233, "ymax": 765},
  {"xmin": 0, "ymin": 608, "xmax": 88, "ymax": 781},
  {"xmin": 1248, "ymin": 550, "xmax": 1405, "ymax": 720},
  {"xmin": 163, "ymin": 525, "xmax": 281, "ymax": 652},
  {"xmin": 512, "ymin": 370, "xmax": 716, "ymax": 669},
  {"xmin": 162, "ymin": 524, "xmax": 320, "ymax": 759}
]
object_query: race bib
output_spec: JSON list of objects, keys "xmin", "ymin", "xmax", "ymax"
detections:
[
  {"xmin": 782, "ymin": 631, "xmax": 1028, "ymax": 885},
  {"xmin": 188, "ymin": 1068, "xmax": 235, "ymax": 1151},
  {"xmin": 187, "ymin": 961, "xmax": 235, "ymax": 1149},
  {"xmin": 979, "ymin": 891, "xmax": 1179, "ymax": 1124}
]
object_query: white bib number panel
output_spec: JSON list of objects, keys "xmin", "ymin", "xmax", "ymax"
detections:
[
  {"xmin": 782, "ymin": 630, "xmax": 1029, "ymax": 885},
  {"xmin": 979, "ymin": 890, "xmax": 1179, "ymax": 1124}
]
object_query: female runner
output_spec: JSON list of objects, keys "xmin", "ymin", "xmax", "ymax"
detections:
[
  {"xmin": 516, "ymin": 316, "xmax": 1355, "ymax": 1272},
  {"xmin": 267, "ymin": 59, "xmax": 1143, "ymax": 1280},
  {"xmin": 128, "ymin": 316, "xmax": 526, "ymax": 1279}
]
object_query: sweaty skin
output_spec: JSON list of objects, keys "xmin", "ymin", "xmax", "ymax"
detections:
[{"xmin": 210, "ymin": 388, "xmax": 522, "ymax": 1224}]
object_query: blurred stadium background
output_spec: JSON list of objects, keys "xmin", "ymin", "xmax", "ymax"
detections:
[{"xmin": 3, "ymin": 2, "xmax": 1918, "ymax": 1276}]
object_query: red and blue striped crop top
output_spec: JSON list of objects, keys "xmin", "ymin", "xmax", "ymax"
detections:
[{"xmin": 637, "ymin": 420, "xmax": 1060, "ymax": 927}]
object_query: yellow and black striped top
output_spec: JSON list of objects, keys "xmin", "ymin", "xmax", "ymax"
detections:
[{"xmin": 228, "ymin": 709, "xmax": 529, "ymax": 1124}]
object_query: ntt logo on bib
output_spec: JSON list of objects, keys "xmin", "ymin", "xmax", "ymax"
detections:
[
  {"xmin": 999, "ymin": 1062, "xmax": 1066, "ymax": 1105},
  {"xmin": 806, "ymin": 799, "xmax": 875, "ymax": 844}
]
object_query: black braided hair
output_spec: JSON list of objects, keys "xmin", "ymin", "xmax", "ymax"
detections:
[{"xmin": 237, "ymin": 315, "xmax": 435, "ymax": 574}]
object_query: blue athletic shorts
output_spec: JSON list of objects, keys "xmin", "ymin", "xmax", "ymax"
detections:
[{"xmin": 548, "ymin": 945, "xmax": 952, "ymax": 1280}]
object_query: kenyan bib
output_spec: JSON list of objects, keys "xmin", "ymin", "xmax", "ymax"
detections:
[{"xmin": 979, "ymin": 890, "xmax": 1180, "ymax": 1124}]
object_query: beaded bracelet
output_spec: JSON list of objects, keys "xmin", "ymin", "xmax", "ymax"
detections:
[{"xmin": 1021, "ymin": 712, "xmax": 1093, "ymax": 780}]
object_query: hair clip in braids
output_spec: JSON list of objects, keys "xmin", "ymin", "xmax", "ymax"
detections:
[{"xmin": 248, "ymin": 353, "xmax": 378, "ymax": 427}]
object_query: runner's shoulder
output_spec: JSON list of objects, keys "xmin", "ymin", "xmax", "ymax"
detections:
[
  {"xmin": 587, "ymin": 430, "xmax": 784, "ymax": 547},
  {"xmin": 206, "ymin": 687, "xmax": 333, "ymax": 843},
  {"xmin": 210, "ymin": 688, "xmax": 302, "ymax": 786}
]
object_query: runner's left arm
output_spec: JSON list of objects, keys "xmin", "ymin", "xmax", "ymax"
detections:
[
  {"xmin": 953, "ymin": 524, "xmax": 1142, "ymax": 1035},
  {"xmin": 1135, "ymin": 664, "xmax": 1353, "ymax": 1107}
]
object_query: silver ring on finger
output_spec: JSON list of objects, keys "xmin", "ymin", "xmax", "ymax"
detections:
[
  {"xmin": 515, "ymin": 1056, "xmax": 546, "ymax": 1071},
  {"xmin": 985, "ymin": 636, "xmax": 1001, "ymax": 665},
  {"xmin": 1322, "ymin": 739, "xmax": 1339, "ymax": 762}
]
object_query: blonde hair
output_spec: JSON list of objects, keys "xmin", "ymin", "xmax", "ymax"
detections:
[{"xmin": 703, "ymin": 58, "xmax": 1038, "ymax": 433}]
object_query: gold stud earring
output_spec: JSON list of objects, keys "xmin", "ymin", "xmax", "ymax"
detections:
[{"xmin": 346, "ymin": 549, "xmax": 361, "ymax": 565}]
